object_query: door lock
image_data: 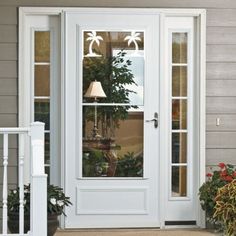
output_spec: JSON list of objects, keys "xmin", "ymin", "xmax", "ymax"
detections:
[{"xmin": 146, "ymin": 112, "xmax": 158, "ymax": 128}]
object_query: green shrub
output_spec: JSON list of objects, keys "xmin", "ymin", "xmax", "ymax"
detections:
[
  {"xmin": 199, "ymin": 163, "xmax": 236, "ymax": 226},
  {"xmin": 213, "ymin": 179, "xmax": 236, "ymax": 236}
]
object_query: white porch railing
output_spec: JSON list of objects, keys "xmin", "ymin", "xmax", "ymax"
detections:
[{"xmin": 0, "ymin": 122, "xmax": 47, "ymax": 236}]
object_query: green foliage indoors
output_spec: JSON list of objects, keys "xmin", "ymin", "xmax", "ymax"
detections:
[
  {"xmin": 83, "ymin": 51, "xmax": 137, "ymax": 137},
  {"xmin": 83, "ymin": 150, "xmax": 108, "ymax": 177},
  {"xmin": 199, "ymin": 163, "xmax": 236, "ymax": 226},
  {"xmin": 213, "ymin": 179, "xmax": 236, "ymax": 236},
  {"xmin": 115, "ymin": 152, "xmax": 143, "ymax": 177},
  {"xmin": 83, "ymin": 150, "xmax": 143, "ymax": 177}
]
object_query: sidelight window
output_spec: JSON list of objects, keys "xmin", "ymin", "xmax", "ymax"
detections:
[
  {"xmin": 171, "ymin": 32, "xmax": 189, "ymax": 197},
  {"xmin": 34, "ymin": 31, "xmax": 51, "ymax": 179}
]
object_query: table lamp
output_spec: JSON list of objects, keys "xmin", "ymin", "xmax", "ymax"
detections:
[{"xmin": 84, "ymin": 81, "xmax": 107, "ymax": 138}]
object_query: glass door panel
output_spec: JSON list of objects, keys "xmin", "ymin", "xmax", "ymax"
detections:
[
  {"xmin": 172, "ymin": 66, "xmax": 187, "ymax": 97},
  {"xmin": 172, "ymin": 33, "xmax": 187, "ymax": 63},
  {"xmin": 171, "ymin": 32, "xmax": 188, "ymax": 197},
  {"xmin": 82, "ymin": 31, "xmax": 144, "ymax": 177}
]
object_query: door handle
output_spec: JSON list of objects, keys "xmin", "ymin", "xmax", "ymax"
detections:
[{"xmin": 146, "ymin": 112, "xmax": 158, "ymax": 128}]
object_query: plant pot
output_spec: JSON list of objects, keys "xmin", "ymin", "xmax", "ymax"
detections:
[
  {"xmin": 48, "ymin": 213, "xmax": 59, "ymax": 236},
  {"xmin": 8, "ymin": 212, "xmax": 30, "ymax": 234},
  {"xmin": 8, "ymin": 212, "xmax": 59, "ymax": 236}
]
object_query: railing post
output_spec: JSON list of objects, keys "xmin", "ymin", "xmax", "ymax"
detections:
[
  {"xmin": 30, "ymin": 122, "xmax": 47, "ymax": 236},
  {"xmin": 2, "ymin": 134, "xmax": 8, "ymax": 235},
  {"xmin": 19, "ymin": 133, "xmax": 25, "ymax": 235}
]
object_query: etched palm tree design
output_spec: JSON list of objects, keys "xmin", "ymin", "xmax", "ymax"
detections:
[
  {"xmin": 124, "ymin": 31, "xmax": 142, "ymax": 54},
  {"xmin": 85, "ymin": 31, "xmax": 103, "ymax": 57}
]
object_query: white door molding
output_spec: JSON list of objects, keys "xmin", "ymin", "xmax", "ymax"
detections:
[
  {"xmin": 18, "ymin": 8, "xmax": 61, "ymax": 185},
  {"xmin": 19, "ymin": 7, "xmax": 206, "ymax": 229},
  {"xmin": 159, "ymin": 9, "xmax": 206, "ymax": 228}
]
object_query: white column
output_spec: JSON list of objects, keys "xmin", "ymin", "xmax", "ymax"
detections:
[{"xmin": 30, "ymin": 122, "xmax": 47, "ymax": 236}]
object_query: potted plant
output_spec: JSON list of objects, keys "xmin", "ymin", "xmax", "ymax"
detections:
[
  {"xmin": 213, "ymin": 179, "xmax": 236, "ymax": 236},
  {"xmin": 199, "ymin": 163, "xmax": 236, "ymax": 230},
  {"xmin": 7, "ymin": 184, "xmax": 72, "ymax": 236},
  {"xmin": 83, "ymin": 51, "xmax": 138, "ymax": 138}
]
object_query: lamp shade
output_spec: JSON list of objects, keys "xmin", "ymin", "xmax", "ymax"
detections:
[{"xmin": 84, "ymin": 81, "xmax": 107, "ymax": 98}]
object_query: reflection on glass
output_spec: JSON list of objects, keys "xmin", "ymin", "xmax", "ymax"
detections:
[
  {"xmin": 82, "ymin": 31, "xmax": 145, "ymax": 178},
  {"xmin": 35, "ymin": 31, "xmax": 50, "ymax": 62},
  {"xmin": 172, "ymin": 66, "xmax": 187, "ymax": 97},
  {"xmin": 83, "ymin": 31, "xmax": 144, "ymax": 105},
  {"xmin": 35, "ymin": 65, "xmax": 50, "ymax": 96},
  {"xmin": 34, "ymin": 99, "xmax": 50, "ymax": 130},
  {"xmin": 83, "ymin": 31, "xmax": 144, "ymax": 57},
  {"xmin": 172, "ymin": 133, "xmax": 187, "ymax": 163},
  {"xmin": 45, "ymin": 133, "xmax": 50, "ymax": 165},
  {"xmin": 172, "ymin": 166, "xmax": 187, "ymax": 197},
  {"xmin": 114, "ymin": 50, "xmax": 144, "ymax": 106},
  {"xmin": 82, "ymin": 106, "xmax": 143, "ymax": 177},
  {"xmin": 34, "ymin": 31, "xmax": 51, "ymax": 182},
  {"xmin": 83, "ymin": 55, "xmax": 144, "ymax": 105},
  {"xmin": 172, "ymin": 33, "xmax": 187, "ymax": 64},
  {"xmin": 172, "ymin": 99, "xmax": 187, "ymax": 130}
]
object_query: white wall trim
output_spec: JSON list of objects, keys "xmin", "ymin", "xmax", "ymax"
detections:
[
  {"xmin": 20, "ymin": 7, "xmax": 205, "ymax": 15},
  {"xmin": 19, "ymin": 8, "xmax": 31, "ymax": 183},
  {"xmin": 59, "ymin": 9, "xmax": 67, "ymax": 229},
  {"xmin": 198, "ymin": 9, "xmax": 207, "ymax": 228},
  {"xmin": 19, "ymin": 7, "xmax": 63, "ymax": 15}
]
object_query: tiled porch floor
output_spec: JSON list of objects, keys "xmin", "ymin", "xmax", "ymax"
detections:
[{"xmin": 55, "ymin": 229, "xmax": 217, "ymax": 236}]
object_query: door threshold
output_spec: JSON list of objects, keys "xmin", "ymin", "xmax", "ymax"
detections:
[
  {"xmin": 58, "ymin": 228, "xmax": 162, "ymax": 232},
  {"xmin": 58, "ymin": 227, "xmax": 204, "ymax": 232}
]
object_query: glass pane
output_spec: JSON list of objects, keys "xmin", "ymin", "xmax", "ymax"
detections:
[
  {"xmin": 172, "ymin": 99, "xmax": 187, "ymax": 130},
  {"xmin": 83, "ymin": 31, "xmax": 144, "ymax": 105},
  {"xmin": 172, "ymin": 166, "xmax": 187, "ymax": 197},
  {"xmin": 82, "ymin": 106, "xmax": 143, "ymax": 177},
  {"xmin": 34, "ymin": 99, "xmax": 50, "ymax": 130},
  {"xmin": 35, "ymin": 31, "xmax": 50, "ymax": 62},
  {"xmin": 172, "ymin": 33, "xmax": 187, "ymax": 64},
  {"xmin": 45, "ymin": 166, "xmax": 50, "ymax": 183},
  {"xmin": 172, "ymin": 133, "xmax": 187, "ymax": 163},
  {"xmin": 35, "ymin": 65, "xmax": 50, "ymax": 96},
  {"xmin": 45, "ymin": 133, "xmax": 50, "ymax": 165},
  {"xmin": 172, "ymin": 66, "xmax": 187, "ymax": 97}
]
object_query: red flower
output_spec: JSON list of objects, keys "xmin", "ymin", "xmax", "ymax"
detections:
[
  {"xmin": 233, "ymin": 172, "xmax": 236, "ymax": 177},
  {"xmin": 206, "ymin": 173, "xmax": 213, "ymax": 177},
  {"xmin": 218, "ymin": 163, "xmax": 226, "ymax": 169},
  {"xmin": 224, "ymin": 176, "xmax": 233, "ymax": 182},
  {"xmin": 220, "ymin": 170, "xmax": 227, "ymax": 177}
]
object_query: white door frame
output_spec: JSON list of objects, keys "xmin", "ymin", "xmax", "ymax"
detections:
[
  {"xmin": 19, "ymin": 7, "xmax": 206, "ymax": 229},
  {"xmin": 159, "ymin": 11, "xmax": 206, "ymax": 228}
]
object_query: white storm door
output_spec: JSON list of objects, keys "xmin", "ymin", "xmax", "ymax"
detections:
[{"xmin": 64, "ymin": 9, "xmax": 160, "ymax": 228}]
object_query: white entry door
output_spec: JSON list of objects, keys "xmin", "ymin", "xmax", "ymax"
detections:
[
  {"xmin": 62, "ymin": 8, "xmax": 204, "ymax": 228},
  {"xmin": 64, "ymin": 9, "xmax": 160, "ymax": 228},
  {"xmin": 19, "ymin": 7, "xmax": 205, "ymax": 229}
]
